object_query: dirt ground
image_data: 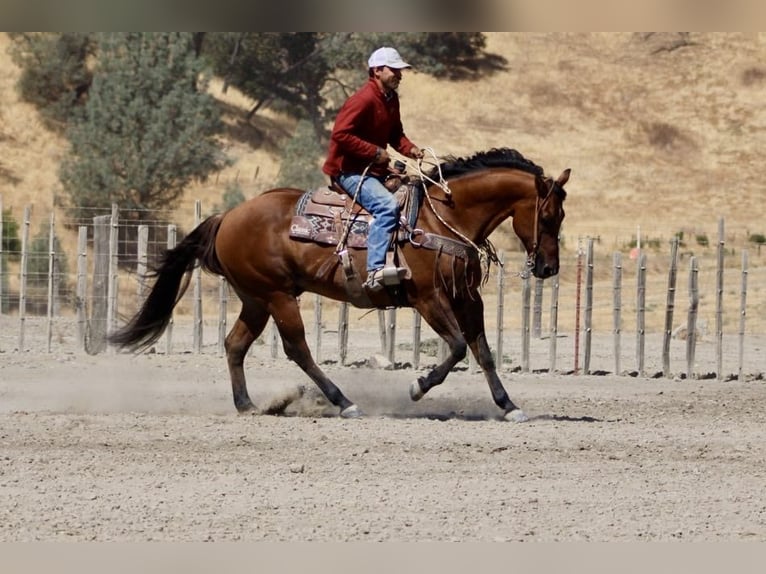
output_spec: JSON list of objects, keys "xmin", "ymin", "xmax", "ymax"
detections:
[{"xmin": 1, "ymin": 324, "xmax": 766, "ymax": 542}]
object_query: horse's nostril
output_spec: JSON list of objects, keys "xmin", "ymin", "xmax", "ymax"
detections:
[{"xmin": 540, "ymin": 264, "xmax": 557, "ymax": 278}]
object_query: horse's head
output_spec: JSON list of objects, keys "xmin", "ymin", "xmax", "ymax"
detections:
[{"xmin": 514, "ymin": 168, "xmax": 569, "ymax": 278}]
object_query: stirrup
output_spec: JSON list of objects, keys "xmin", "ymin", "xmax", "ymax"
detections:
[
  {"xmin": 380, "ymin": 266, "xmax": 407, "ymax": 285},
  {"xmin": 363, "ymin": 266, "xmax": 407, "ymax": 291}
]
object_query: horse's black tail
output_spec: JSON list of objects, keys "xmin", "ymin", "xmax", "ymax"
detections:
[{"xmin": 108, "ymin": 214, "xmax": 225, "ymax": 352}]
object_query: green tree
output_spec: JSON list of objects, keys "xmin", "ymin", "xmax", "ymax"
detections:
[
  {"xmin": 202, "ymin": 33, "xmax": 330, "ymax": 138},
  {"xmin": 7, "ymin": 32, "xmax": 95, "ymax": 128},
  {"xmin": 275, "ymin": 119, "xmax": 326, "ymax": 190},
  {"xmin": 200, "ymin": 32, "xmax": 499, "ymax": 143},
  {"xmin": 200, "ymin": 33, "xmax": 498, "ymax": 187},
  {"xmin": 59, "ymin": 32, "xmax": 229, "ymax": 227}
]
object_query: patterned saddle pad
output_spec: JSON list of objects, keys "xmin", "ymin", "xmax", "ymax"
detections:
[{"xmin": 289, "ymin": 183, "xmax": 421, "ymax": 249}]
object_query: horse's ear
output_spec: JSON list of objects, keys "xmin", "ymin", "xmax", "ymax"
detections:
[{"xmin": 556, "ymin": 168, "xmax": 571, "ymax": 186}]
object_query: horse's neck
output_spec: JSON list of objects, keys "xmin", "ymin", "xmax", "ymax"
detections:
[{"xmin": 420, "ymin": 170, "xmax": 534, "ymax": 243}]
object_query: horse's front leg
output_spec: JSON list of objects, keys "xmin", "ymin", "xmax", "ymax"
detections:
[
  {"xmin": 409, "ymin": 295, "xmax": 468, "ymax": 401},
  {"xmin": 460, "ymin": 298, "xmax": 528, "ymax": 422}
]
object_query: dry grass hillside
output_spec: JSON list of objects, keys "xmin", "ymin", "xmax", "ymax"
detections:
[
  {"xmin": 2, "ymin": 33, "xmax": 765, "ymax": 244},
  {"xmin": 2, "ymin": 32, "xmax": 766, "ymax": 332}
]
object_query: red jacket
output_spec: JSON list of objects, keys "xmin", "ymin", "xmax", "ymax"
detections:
[{"xmin": 323, "ymin": 79, "xmax": 416, "ymax": 179}]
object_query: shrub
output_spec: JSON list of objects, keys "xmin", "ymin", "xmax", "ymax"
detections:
[
  {"xmin": 742, "ymin": 67, "xmax": 766, "ymax": 87},
  {"xmin": 26, "ymin": 224, "xmax": 69, "ymax": 290},
  {"xmin": 216, "ymin": 181, "xmax": 246, "ymax": 212},
  {"xmin": 1, "ymin": 208, "xmax": 21, "ymax": 260}
]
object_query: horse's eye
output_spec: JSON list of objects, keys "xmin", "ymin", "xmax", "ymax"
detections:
[{"xmin": 541, "ymin": 214, "xmax": 557, "ymax": 227}]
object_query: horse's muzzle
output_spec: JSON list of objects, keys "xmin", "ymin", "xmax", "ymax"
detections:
[{"xmin": 534, "ymin": 258, "xmax": 559, "ymax": 279}]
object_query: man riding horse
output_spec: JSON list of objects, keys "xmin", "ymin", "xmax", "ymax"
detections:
[{"xmin": 322, "ymin": 46, "xmax": 424, "ymax": 292}]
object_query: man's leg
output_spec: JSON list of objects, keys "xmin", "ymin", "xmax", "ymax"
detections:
[{"xmin": 338, "ymin": 174, "xmax": 399, "ymax": 273}]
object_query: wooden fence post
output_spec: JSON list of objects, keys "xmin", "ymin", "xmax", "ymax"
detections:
[
  {"xmin": 46, "ymin": 213, "xmax": 55, "ymax": 353},
  {"xmin": 520, "ymin": 263, "xmax": 531, "ymax": 373},
  {"xmin": 612, "ymin": 252, "xmax": 623, "ymax": 375},
  {"xmin": 533, "ymin": 277, "xmax": 544, "ymax": 339},
  {"xmin": 412, "ymin": 310, "xmax": 421, "ymax": 369},
  {"xmin": 386, "ymin": 307, "xmax": 396, "ymax": 365},
  {"xmin": 376, "ymin": 309, "xmax": 388, "ymax": 357},
  {"xmin": 662, "ymin": 238, "xmax": 679, "ymax": 377},
  {"xmin": 270, "ymin": 319, "xmax": 279, "ymax": 358},
  {"xmin": 495, "ymin": 252, "xmax": 505, "ymax": 367},
  {"xmin": 715, "ymin": 217, "xmax": 725, "ymax": 380},
  {"xmin": 636, "ymin": 251, "xmax": 647, "ymax": 376},
  {"xmin": 583, "ymin": 238, "xmax": 594, "ymax": 374},
  {"xmin": 192, "ymin": 200, "xmax": 202, "ymax": 353},
  {"xmin": 574, "ymin": 239, "xmax": 583, "ymax": 373},
  {"xmin": 107, "ymin": 203, "xmax": 119, "ymax": 353},
  {"xmin": 90, "ymin": 215, "xmax": 110, "ymax": 354},
  {"xmin": 136, "ymin": 225, "xmax": 149, "ymax": 306},
  {"xmin": 76, "ymin": 226, "xmax": 88, "ymax": 351},
  {"xmin": 548, "ymin": 265, "xmax": 559, "ymax": 373},
  {"xmin": 218, "ymin": 277, "xmax": 228, "ymax": 357},
  {"xmin": 18, "ymin": 206, "xmax": 31, "ymax": 352},
  {"xmin": 314, "ymin": 293, "xmax": 323, "ymax": 363},
  {"xmin": 338, "ymin": 302, "xmax": 349, "ymax": 365},
  {"xmin": 738, "ymin": 250, "xmax": 748, "ymax": 380},
  {"xmin": 686, "ymin": 256, "xmax": 699, "ymax": 379},
  {"xmin": 165, "ymin": 224, "xmax": 177, "ymax": 354}
]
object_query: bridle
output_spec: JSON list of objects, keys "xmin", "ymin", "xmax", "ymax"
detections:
[
  {"xmin": 405, "ymin": 150, "xmax": 559, "ymax": 276},
  {"xmin": 526, "ymin": 176, "xmax": 557, "ymax": 270}
]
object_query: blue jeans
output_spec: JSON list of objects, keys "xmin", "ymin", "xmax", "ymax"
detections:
[{"xmin": 337, "ymin": 173, "xmax": 399, "ymax": 272}]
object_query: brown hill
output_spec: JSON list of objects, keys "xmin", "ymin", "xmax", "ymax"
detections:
[
  {"xmin": 2, "ymin": 32, "xmax": 766, "ymax": 333},
  {"xmin": 2, "ymin": 32, "xmax": 765, "ymax": 249}
]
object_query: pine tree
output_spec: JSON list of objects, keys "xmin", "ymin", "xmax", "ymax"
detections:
[
  {"xmin": 8, "ymin": 32, "xmax": 95, "ymax": 128},
  {"xmin": 59, "ymin": 33, "xmax": 229, "ymax": 226}
]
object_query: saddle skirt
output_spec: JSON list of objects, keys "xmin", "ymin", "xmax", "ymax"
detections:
[{"xmin": 289, "ymin": 181, "xmax": 422, "ymax": 249}]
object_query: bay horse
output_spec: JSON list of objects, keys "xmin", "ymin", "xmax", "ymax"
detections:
[{"xmin": 109, "ymin": 148, "xmax": 569, "ymax": 422}]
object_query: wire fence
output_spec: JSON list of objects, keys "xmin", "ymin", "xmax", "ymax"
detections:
[{"xmin": 1, "ymin": 201, "xmax": 765, "ymax": 380}]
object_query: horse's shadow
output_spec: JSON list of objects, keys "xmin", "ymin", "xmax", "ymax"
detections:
[
  {"xmin": 381, "ymin": 412, "xmax": 610, "ymax": 423},
  {"xmin": 273, "ymin": 385, "xmax": 613, "ymax": 423},
  {"xmin": 295, "ymin": 406, "xmax": 609, "ymax": 423},
  {"xmin": 527, "ymin": 413, "xmax": 613, "ymax": 423}
]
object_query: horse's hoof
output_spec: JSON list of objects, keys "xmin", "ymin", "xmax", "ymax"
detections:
[
  {"xmin": 235, "ymin": 401, "xmax": 257, "ymax": 414},
  {"xmin": 409, "ymin": 380, "xmax": 424, "ymax": 401},
  {"xmin": 340, "ymin": 404, "xmax": 363, "ymax": 418},
  {"xmin": 504, "ymin": 409, "xmax": 529, "ymax": 423}
]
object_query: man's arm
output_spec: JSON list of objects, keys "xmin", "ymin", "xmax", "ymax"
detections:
[{"xmin": 331, "ymin": 95, "xmax": 379, "ymax": 162}]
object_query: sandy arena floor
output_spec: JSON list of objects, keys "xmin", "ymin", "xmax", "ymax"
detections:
[{"xmin": 1, "ymin": 326, "xmax": 765, "ymax": 541}]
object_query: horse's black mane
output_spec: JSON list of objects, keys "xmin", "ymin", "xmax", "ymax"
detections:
[{"xmin": 426, "ymin": 147, "xmax": 544, "ymax": 181}]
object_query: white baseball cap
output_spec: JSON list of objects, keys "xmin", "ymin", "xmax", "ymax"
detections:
[{"xmin": 368, "ymin": 47, "xmax": 412, "ymax": 69}]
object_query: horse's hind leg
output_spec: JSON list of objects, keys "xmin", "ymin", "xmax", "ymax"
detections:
[
  {"xmin": 226, "ymin": 303, "xmax": 269, "ymax": 413},
  {"xmin": 267, "ymin": 292, "xmax": 360, "ymax": 417}
]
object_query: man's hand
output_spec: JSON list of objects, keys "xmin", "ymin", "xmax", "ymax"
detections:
[
  {"xmin": 374, "ymin": 147, "xmax": 390, "ymax": 164},
  {"xmin": 409, "ymin": 146, "xmax": 424, "ymax": 159}
]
